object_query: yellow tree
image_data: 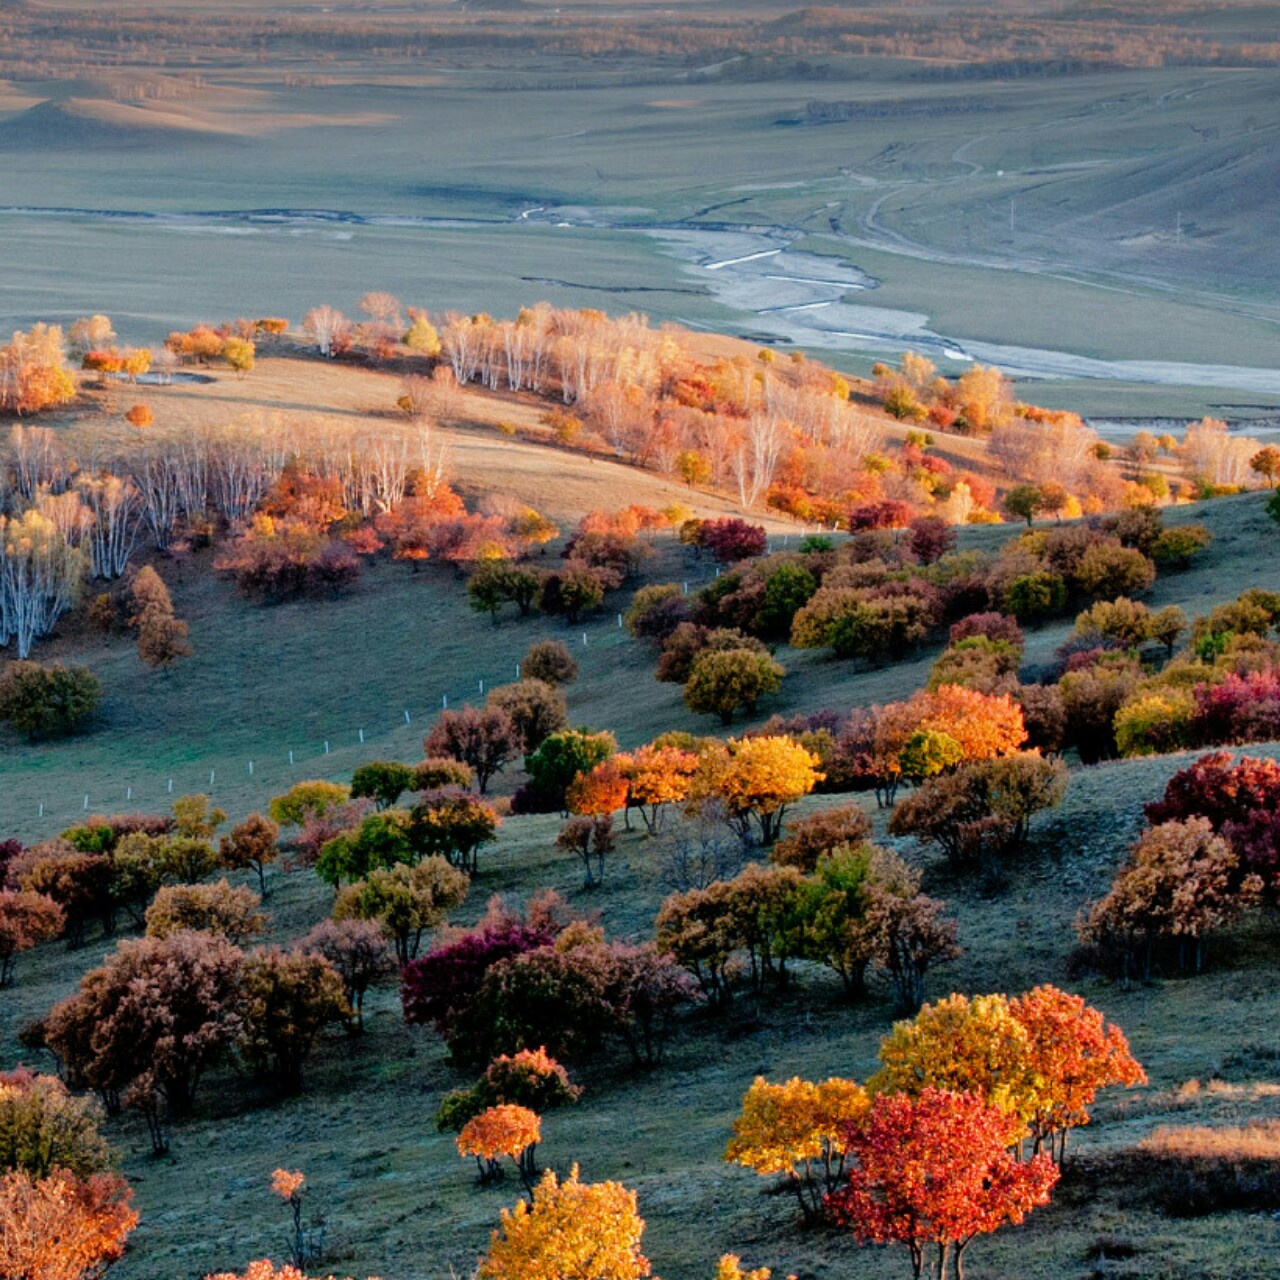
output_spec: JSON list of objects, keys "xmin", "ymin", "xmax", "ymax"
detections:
[
  {"xmin": 715, "ymin": 1259, "xmax": 770, "ymax": 1280},
  {"xmin": 627, "ymin": 745, "xmax": 700, "ymax": 834},
  {"xmin": 478, "ymin": 1165, "xmax": 651, "ymax": 1280},
  {"xmin": 725, "ymin": 1075, "xmax": 869, "ymax": 1221},
  {"xmin": 869, "ymin": 993, "xmax": 1037, "ymax": 1141},
  {"xmin": 709, "ymin": 736, "xmax": 823, "ymax": 844}
]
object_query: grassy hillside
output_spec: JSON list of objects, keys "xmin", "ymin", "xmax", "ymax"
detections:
[
  {"xmin": 1, "ymin": 417, "xmax": 1278, "ymax": 1277},
  {"xmin": 3, "ymin": 750, "xmax": 1279, "ymax": 1280}
]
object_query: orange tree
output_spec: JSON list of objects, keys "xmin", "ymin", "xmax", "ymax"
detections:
[
  {"xmin": 458, "ymin": 1104, "xmax": 542, "ymax": 1190},
  {"xmin": 0, "ymin": 1168, "xmax": 137, "ymax": 1280},
  {"xmin": 870, "ymin": 989, "xmax": 1146, "ymax": 1160},
  {"xmin": 1008, "ymin": 985, "xmax": 1146, "ymax": 1160},
  {"xmin": 626, "ymin": 745, "xmax": 700, "ymax": 834},
  {"xmin": 827, "ymin": 1088, "xmax": 1058, "ymax": 1280},
  {"xmin": 567, "ymin": 759, "xmax": 631, "ymax": 819}
]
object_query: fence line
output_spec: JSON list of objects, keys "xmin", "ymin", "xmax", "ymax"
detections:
[{"xmin": 9, "ymin": 536, "xmax": 820, "ymax": 833}]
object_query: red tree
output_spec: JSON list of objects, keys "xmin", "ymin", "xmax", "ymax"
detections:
[{"xmin": 827, "ymin": 1088, "xmax": 1058, "ymax": 1280}]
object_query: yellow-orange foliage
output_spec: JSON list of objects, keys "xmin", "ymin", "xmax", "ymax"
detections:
[
  {"xmin": 871, "ymin": 988, "xmax": 1146, "ymax": 1160},
  {"xmin": 725, "ymin": 1075, "xmax": 868, "ymax": 1220},
  {"xmin": 458, "ymin": 1104, "xmax": 542, "ymax": 1163},
  {"xmin": 707, "ymin": 736, "xmax": 823, "ymax": 844},
  {"xmin": 1009, "ymin": 984, "xmax": 1147, "ymax": 1158},
  {"xmin": 207, "ymin": 1264, "xmax": 380, "ymax": 1280},
  {"xmin": 478, "ymin": 1165, "xmax": 651, "ymax": 1280},
  {"xmin": 715, "ymin": 1257, "xmax": 771, "ymax": 1280},
  {"xmin": 914, "ymin": 685, "xmax": 1026, "ymax": 763},
  {"xmin": 0, "ymin": 1169, "xmax": 137, "ymax": 1280},
  {"xmin": 566, "ymin": 758, "xmax": 631, "ymax": 817},
  {"xmin": 627, "ymin": 745, "xmax": 700, "ymax": 832},
  {"xmin": 270, "ymin": 1169, "xmax": 305, "ymax": 1203}
]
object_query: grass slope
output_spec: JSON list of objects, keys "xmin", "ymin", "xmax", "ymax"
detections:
[{"xmin": 1, "ymin": 442, "xmax": 1278, "ymax": 1278}]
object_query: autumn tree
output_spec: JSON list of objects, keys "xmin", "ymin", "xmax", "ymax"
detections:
[
  {"xmin": 772, "ymin": 805, "xmax": 873, "ymax": 872},
  {"xmin": 1008, "ymin": 985, "xmax": 1146, "ymax": 1160},
  {"xmin": 538, "ymin": 564, "xmax": 606, "ymax": 624},
  {"xmin": 0, "ymin": 1169, "xmax": 138, "ymax": 1280},
  {"xmin": 297, "ymin": 918, "xmax": 395, "ymax": 1031},
  {"xmin": 0, "ymin": 891, "xmax": 63, "ymax": 987},
  {"xmin": 870, "ymin": 993, "xmax": 1039, "ymax": 1134},
  {"xmin": 239, "ymin": 948, "xmax": 350, "ymax": 1095},
  {"xmin": 478, "ymin": 1165, "xmax": 651, "ymax": 1280},
  {"xmin": 1003, "ymin": 484, "xmax": 1045, "ymax": 527},
  {"xmin": 218, "ymin": 814, "xmax": 281, "ymax": 897},
  {"xmin": 408, "ymin": 793, "xmax": 500, "ymax": 873},
  {"xmin": 487, "ymin": 680, "xmax": 568, "ymax": 754},
  {"xmin": 1076, "ymin": 817, "xmax": 1261, "ymax": 982},
  {"xmin": 437, "ymin": 1046, "xmax": 582, "ymax": 1136},
  {"xmin": 458, "ymin": 1104, "xmax": 542, "ymax": 1189},
  {"xmin": 333, "ymin": 856, "xmax": 469, "ymax": 963},
  {"xmin": 725, "ymin": 1075, "xmax": 869, "ymax": 1221},
  {"xmin": 128, "ymin": 564, "xmax": 191, "ymax": 671},
  {"xmin": 826, "ymin": 1088, "xmax": 1058, "ymax": 1280},
  {"xmin": 0, "ymin": 324, "xmax": 77, "ymax": 415},
  {"xmin": 888, "ymin": 752, "xmax": 1068, "ymax": 884},
  {"xmin": 413, "ymin": 757, "xmax": 474, "ymax": 792},
  {"xmin": 626, "ymin": 745, "xmax": 700, "ymax": 834},
  {"xmin": 862, "ymin": 850, "xmax": 960, "ymax": 1013},
  {"xmin": 423, "ymin": 706, "xmax": 521, "ymax": 794},
  {"xmin": 0, "ymin": 1069, "xmax": 113, "ymax": 1180},
  {"xmin": 1250, "ymin": 445, "xmax": 1280, "ymax": 487},
  {"xmin": 556, "ymin": 815, "xmax": 616, "ymax": 888},
  {"xmin": 315, "ymin": 810, "xmax": 414, "ymax": 887},
  {"xmin": 144, "ymin": 880, "xmax": 266, "ymax": 943},
  {"xmin": 707, "ymin": 736, "xmax": 823, "ymax": 845},
  {"xmin": 522, "ymin": 640, "xmax": 578, "ymax": 687},
  {"xmin": 520, "ymin": 728, "xmax": 617, "ymax": 815},
  {"xmin": 43, "ymin": 930, "xmax": 245, "ymax": 1150},
  {"xmin": 683, "ymin": 647, "xmax": 785, "ymax": 725},
  {"xmin": 268, "ymin": 781, "xmax": 350, "ymax": 828},
  {"xmin": 349, "ymin": 761, "xmax": 415, "ymax": 810},
  {"xmin": 10, "ymin": 843, "xmax": 111, "ymax": 947},
  {"xmin": 68, "ymin": 315, "xmax": 116, "ymax": 360},
  {"xmin": 566, "ymin": 759, "xmax": 630, "ymax": 820}
]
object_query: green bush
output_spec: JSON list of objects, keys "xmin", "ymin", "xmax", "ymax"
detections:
[{"xmin": 0, "ymin": 662, "xmax": 101, "ymax": 739}]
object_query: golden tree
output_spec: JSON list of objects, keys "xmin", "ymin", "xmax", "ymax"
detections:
[
  {"xmin": 457, "ymin": 1104, "xmax": 543, "ymax": 1191},
  {"xmin": 725, "ymin": 1075, "xmax": 869, "ymax": 1220},
  {"xmin": 478, "ymin": 1165, "xmax": 651, "ymax": 1280},
  {"xmin": 707, "ymin": 736, "xmax": 823, "ymax": 844}
]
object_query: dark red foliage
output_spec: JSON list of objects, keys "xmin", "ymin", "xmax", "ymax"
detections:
[
  {"xmin": 950, "ymin": 612, "xmax": 1025, "ymax": 650},
  {"xmin": 906, "ymin": 516, "xmax": 957, "ymax": 566},
  {"xmin": 0, "ymin": 840, "xmax": 21, "ymax": 888},
  {"xmin": 1191, "ymin": 673, "xmax": 1280, "ymax": 747},
  {"xmin": 1145, "ymin": 751, "xmax": 1280, "ymax": 892},
  {"xmin": 400, "ymin": 920, "xmax": 557, "ymax": 1037},
  {"xmin": 697, "ymin": 518, "xmax": 768, "ymax": 563},
  {"xmin": 848, "ymin": 500, "xmax": 915, "ymax": 531}
]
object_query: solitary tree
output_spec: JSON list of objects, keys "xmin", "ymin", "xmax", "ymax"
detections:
[{"xmin": 218, "ymin": 814, "xmax": 281, "ymax": 896}]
